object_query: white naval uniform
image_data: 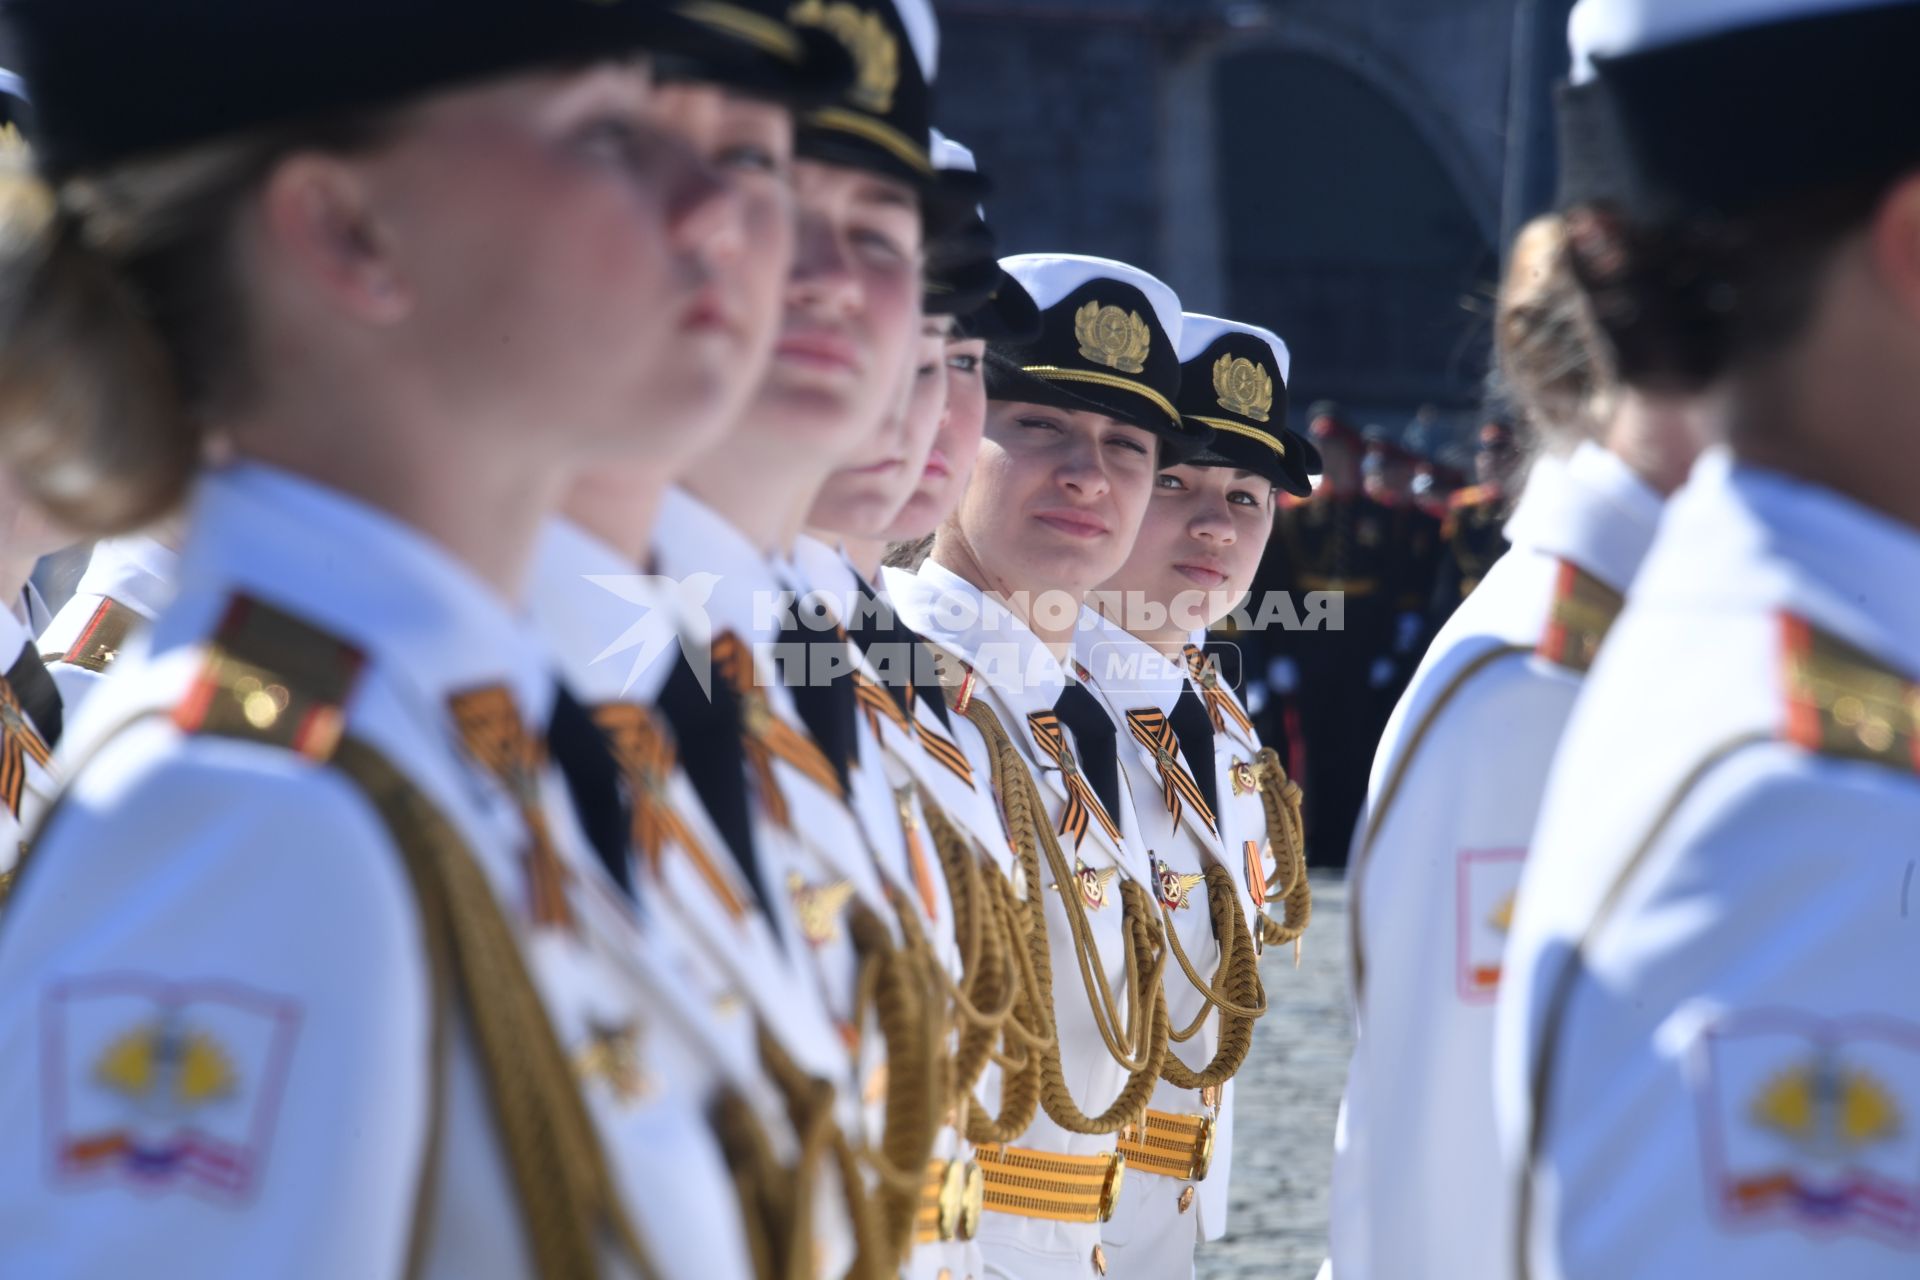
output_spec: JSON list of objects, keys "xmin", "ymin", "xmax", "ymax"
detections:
[
  {"xmin": 1186, "ymin": 628, "xmax": 1279, "ymax": 1251},
  {"xmin": 1326, "ymin": 443, "xmax": 1663, "ymax": 1280},
  {"xmin": 0, "ymin": 464, "xmax": 754, "ymax": 1280},
  {"xmin": 652, "ymin": 491, "xmax": 897, "ymax": 1148},
  {"xmin": 40, "ymin": 535, "xmax": 179, "ymax": 715},
  {"xmin": 531, "ymin": 518, "xmax": 860, "ymax": 1278},
  {"xmin": 1496, "ymin": 449, "xmax": 1920, "ymax": 1280},
  {"xmin": 790, "ymin": 534, "xmax": 985, "ymax": 1280},
  {"xmin": 888, "ymin": 562, "xmax": 1155, "ymax": 1280},
  {"xmin": 1075, "ymin": 614, "xmax": 1234, "ymax": 1280},
  {"xmin": 0, "ymin": 602, "xmax": 60, "ymax": 879}
]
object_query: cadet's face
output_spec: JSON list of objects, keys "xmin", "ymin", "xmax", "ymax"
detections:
[
  {"xmin": 364, "ymin": 63, "xmax": 739, "ymax": 460},
  {"xmin": 1100, "ymin": 464, "xmax": 1275, "ymax": 632},
  {"xmin": 751, "ymin": 161, "xmax": 923, "ymax": 458},
  {"xmin": 949, "ymin": 400, "xmax": 1158, "ymax": 599},
  {"xmin": 650, "ymin": 82, "xmax": 797, "ymax": 452},
  {"xmin": 885, "ymin": 334, "xmax": 987, "ymax": 539},
  {"xmin": 812, "ymin": 316, "xmax": 950, "ymax": 535}
]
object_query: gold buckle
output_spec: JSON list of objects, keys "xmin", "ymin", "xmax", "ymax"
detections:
[
  {"xmin": 1191, "ymin": 1115, "xmax": 1215, "ymax": 1182},
  {"xmin": 1099, "ymin": 1153, "xmax": 1126, "ymax": 1222},
  {"xmin": 959, "ymin": 1159, "xmax": 984, "ymax": 1240},
  {"xmin": 935, "ymin": 1158, "xmax": 967, "ymax": 1241}
]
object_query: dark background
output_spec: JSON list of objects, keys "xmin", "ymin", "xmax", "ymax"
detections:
[{"xmin": 936, "ymin": 0, "xmax": 1578, "ymax": 448}]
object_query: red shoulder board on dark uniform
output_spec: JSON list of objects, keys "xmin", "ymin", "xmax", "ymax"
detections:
[
  {"xmin": 173, "ymin": 595, "xmax": 366, "ymax": 763},
  {"xmin": 1780, "ymin": 613, "xmax": 1920, "ymax": 773}
]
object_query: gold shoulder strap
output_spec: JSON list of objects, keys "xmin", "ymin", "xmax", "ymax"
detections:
[
  {"xmin": 50, "ymin": 596, "xmax": 144, "ymax": 674},
  {"xmin": 1781, "ymin": 613, "xmax": 1920, "ymax": 772}
]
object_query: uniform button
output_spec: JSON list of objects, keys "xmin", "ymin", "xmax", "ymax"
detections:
[
  {"xmin": 1092, "ymin": 1244, "xmax": 1108, "ymax": 1275},
  {"xmin": 1179, "ymin": 1185, "xmax": 1195, "ymax": 1213}
]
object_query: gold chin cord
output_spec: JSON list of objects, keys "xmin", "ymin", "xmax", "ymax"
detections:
[
  {"xmin": 1253, "ymin": 747, "xmax": 1313, "ymax": 954},
  {"xmin": 956, "ymin": 695, "xmax": 1171, "ymax": 1138}
]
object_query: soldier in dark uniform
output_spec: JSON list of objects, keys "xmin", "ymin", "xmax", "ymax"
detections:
[
  {"xmin": 1429, "ymin": 418, "xmax": 1521, "ymax": 630},
  {"xmin": 1247, "ymin": 402, "xmax": 1398, "ymax": 866}
]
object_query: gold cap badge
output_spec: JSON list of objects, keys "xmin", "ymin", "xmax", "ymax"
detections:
[
  {"xmin": 1213, "ymin": 354, "xmax": 1274, "ymax": 422},
  {"xmin": 1075, "ymin": 301, "xmax": 1152, "ymax": 375},
  {"xmin": 789, "ymin": 0, "xmax": 900, "ymax": 112}
]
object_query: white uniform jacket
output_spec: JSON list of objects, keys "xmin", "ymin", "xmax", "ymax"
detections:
[
  {"xmin": 1496, "ymin": 449, "xmax": 1920, "ymax": 1280},
  {"xmin": 1076, "ymin": 614, "xmax": 1239, "ymax": 1277},
  {"xmin": 888, "ymin": 562, "xmax": 1157, "ymax": 1280},
  {"xmin": 1327, "ymin": 444, "xmax": 1664, "ymax": 1280},
  {"xmin": 40, "ymin": 536, "xmax": 180, "ymax": 715},
  {"xmin": 0, "ymin": 464, "xmax": 754, "ymax": 1280}
]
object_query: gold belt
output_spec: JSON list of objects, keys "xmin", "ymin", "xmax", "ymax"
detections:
[
  {"xmin": 973, "ymin": 1144, "xmax": 1125, "ymax": 1224},
  {"xmin": 1116, "ymin": 1109, "xmax": 1216, "ymax": 1182},
  {"xmin": 915, "ymin": 1157, "xmax": 986, "ymax": 1244}
]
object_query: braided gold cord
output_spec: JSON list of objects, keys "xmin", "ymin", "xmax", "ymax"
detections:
[
  {"xmin": 1253, "ymin": 748, "xmax": 1313, "ymax": 947},
  {"xmin": 957, "ymin": 695, "xmax": 1170, "ymax": 1138},
  {"xmin": 845, "ymin": 900, "xmax": 945, "ymax": 1266},
  {"xmin": 758, "ymin": 1031, "xmax": 888, "ymax": 1280},
  {"xmin": 1160, "ymin": 867, "xmax": 1265, "ymax": 1090}
]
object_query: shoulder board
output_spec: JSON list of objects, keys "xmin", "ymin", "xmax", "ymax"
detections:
[
  {"xmin": 50, "ymin": 597, "xmax": 143, "ymax": 674},
  {"xmin": 1535, "ymin": 560, "xmax": 1625, "ymax": 674},
  {"xmin": 1781, "ymin": 614, "xmax": 1920, "ymax": 773},
  {"xmin": 172, "ymin": 595, "xmax": 366, "ymax": 763}
]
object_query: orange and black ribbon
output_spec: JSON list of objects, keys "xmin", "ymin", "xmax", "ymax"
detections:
[
  {"xmin": 711, "ymin": 631, "xmax": 845, "ymax": 831},
  {"xmin": 0, "ymin": 677, "xmax": 51, "ymax": 818},
  {"xmin": 1125, "ymin": 707, "xmax": 1217, "ymax": 834},
  {"xmin": 1183, "ymin": 644, "xmax": 1254, "ymax": 738},
  {"xmin": 449, "ymin": 686, "xmax": 575, "ymax": 931},
  {"xmin": 1025, "ymin": 709, "xmax": 1122, "ymax": 850},
  {"xmin": 592, "ymin": 702, "xmax": 750, "ymax": 920}
]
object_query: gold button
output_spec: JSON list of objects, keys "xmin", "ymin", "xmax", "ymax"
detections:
[
  {"xmin": 1178, "ymin": 1185, "xmax": 1195, "ymax": 1213},
  {"xmin": 1092, "ymin": 1244, "xmax": 1108, "ymax": 1276}
]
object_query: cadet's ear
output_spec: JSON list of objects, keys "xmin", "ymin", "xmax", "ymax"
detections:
[
  {"xmin": 1868, "ymin": 170, "xmax": 1920, "ymax": 333},
  {"xmin": 257, "ymin": 152, "xmax": 412, "ymax": 326}
]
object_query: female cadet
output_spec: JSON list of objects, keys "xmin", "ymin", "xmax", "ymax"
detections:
[
  {"xmin": 1080, "ymin": 314, "xmax": 1318, "ymax": 1279},
  {"xmin": 1326, "ymin": 212, "xmax": 1708, "ymax": 1280},
  {"xmin": 524, "ymin": 11, "xmax": 875, "ymax": 1279},
  {"xmin": 791, "ymin": 133, "xmax": 1051, "ymax": 1280},
  {"xmin": 1496, "ymin": 2, "xmax": 1920, "ymax": 1277},
  {"xmin": 0, "ymin": 3, "xmax": 791, "ymax": 1276},
  {"xmin": 886, "ymin": 253, "xmax": 1205, "ymax": 1280},
  {"xmin": 647, "ymin": 1, "xmax": 953, "ymax": 1272}
]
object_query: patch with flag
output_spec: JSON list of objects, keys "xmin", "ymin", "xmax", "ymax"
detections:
[
  {"xmin": 44, "ymin": 975, "xmax": 301, "ymax": 1201},
  {"xmin": 1454, "ymin": 847, "xmax": 1525, "ymax": 1002},
  {"xmin": 1693, "ymin": 1009, "xmax": 1920, "ymax": 1245}
]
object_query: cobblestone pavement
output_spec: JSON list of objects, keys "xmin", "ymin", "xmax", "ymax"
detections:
[{"xmin": 1197, "ymin": 872, "xmax": 1351, "ymax": 1280}]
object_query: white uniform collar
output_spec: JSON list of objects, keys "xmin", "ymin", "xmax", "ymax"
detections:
[
  {"xmin": 789, "ymin": 533, "xmax": 864, "ymax": 605},
  {"xmin": 1503, "ymin": 441, "xmax": 1666, "ymax": 597},
  {"xmin": 1639, "ymin": 447, "xmax": 1920, "ymax": 677},
  {"xmin": 169, "ymin": 462, "xmax": 556, "ymax": 723},
  {"xmin": 654, "ymin": 487, "xmax": 785, "ymax": 646},
  {"xmin": 0, "ymin": 590, "xmax": 34, "ymax": 667},
  {"xmin": 73, "ymin": 535, "xmax": 179, "ymax": 620},
  {"xmin": 882, "ymin": 560, "xmax": 1070, "ymax": 718},
  {"xmin": 1075, "ymin": 608, "xmax": 1185, "ymax": 714},
  {"xmin": 531, "ymin": 518, "xmax": 691, "ymax": 705}
]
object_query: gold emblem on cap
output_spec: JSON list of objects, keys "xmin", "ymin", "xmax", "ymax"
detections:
[
  {"xmin": 1074, "ymin": 301, "xmax": 1152, "ymax": 375},
  {"xmin": 788, "ymin": 0, "xmax": 900, "ymax": 113},
  {"xmin": 1213, "ymin": 354, "xmax": 1274, "ymax": 422}
]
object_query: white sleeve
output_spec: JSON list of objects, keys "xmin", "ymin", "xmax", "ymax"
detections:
[
  {"xmin": 0, "ymin": 721, "xmax": 434, "ymax": 1280},
  {"xmin": 1528, "ymin": 745, "xmax": 1920, "ymax": 1279}
]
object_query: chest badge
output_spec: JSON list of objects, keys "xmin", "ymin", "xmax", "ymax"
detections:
[
  {"xmin": 1151, "ymin": 857, "xmax": 1205, "ymax": 912},
  {"xmin": 1052, "ymin": 858, "xmax": 1117, "ymax": 912},
  {"xmin": 790, "ymin": 873, "xmax": 855, "ymax": 946},
  {"xmin": 1230, "ymin": 760, "xmax": 1257, "ymax": 797},
  {"xmin": 574, "ymin": 1019, "xmax": 654, "ymax": 1106}
]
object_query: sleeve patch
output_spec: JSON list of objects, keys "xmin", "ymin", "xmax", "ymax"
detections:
[
  {"xmin": 1694, "ymin": 1008, "xmax": 1920, "ymax": 1247},
  {"xmin": 1455, "ymin": 847, "xmax": 1526, "ymax": 1002},
  {"xmin": 43, "ymin": 975, "xmax": 303, "ymax": 1203}
]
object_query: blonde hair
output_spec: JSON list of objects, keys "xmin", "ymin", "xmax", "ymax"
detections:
[
  {"xmin": 0, "ymin": 114, "xmax": 391, "ymax": 535},
  {"xmin": 1495, "ymin": 214, "xmax": 1613, "ymax": 453}
]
